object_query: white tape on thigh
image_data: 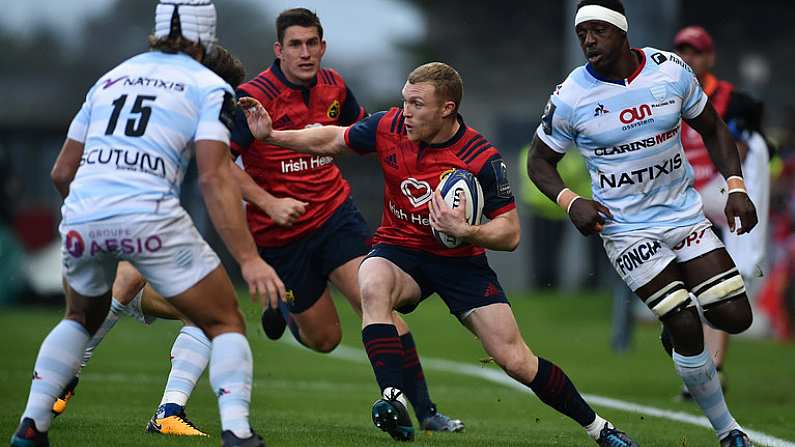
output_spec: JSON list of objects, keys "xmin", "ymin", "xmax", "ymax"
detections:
[
  {"xmin": 696, "ymin": 275, "xmax": 746, "ymax": 307},
  {"xmin": 651, "ymin": 289, "xmax": 691, "ymax": 318},
  {"xmin": 645, "ymin": 281, "xmax": 691, "ymax": 318},
  {"xmin": 692, "ymin": 267, "xmax": 737, "ymax": 295},
  {"xmin": 645, "ymin": 281, "xmax": 684, "ymax": 304}
]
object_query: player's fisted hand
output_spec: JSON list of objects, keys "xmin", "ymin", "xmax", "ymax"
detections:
[
  {"xmin": 725, "ymin": 192, "xmax": 758, "ymax": 235},
  {"xmin": 266, "ymin": 197, "xmax": 308, "ymax": 227},
  {"xmin": 240, "ymin": 256, "xmax": 285, "ymax": 309},
  {"xmin": 238, "ymin": 97, "xmax": 273, "ymax": 141},
  {"xmin": 429, "ymin": 190, "xmax": 469, "ymax": 237},
  {"xmin": 568, "ymin": 199, "xmax": 613, "ymax": 236}
]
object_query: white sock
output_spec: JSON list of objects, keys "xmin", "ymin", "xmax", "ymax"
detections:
[
  {"xmin": 584, "ymin": 414, "xmax": 609, "ymax": 440},
  {"xmin": 209, "ymin": 332, "xmax": 253, "ymax": 439},
  {"xmin": 79, "ymin": 298, "xmax": 126, "ymax": 371},
  {"xmin": 673, "ymin": 349, "xmax": 741, "ymax": 439},
  {"xmin": 21, "ymin": 320, "xmax": 89, "ymax": 431},
  {"xmin": 160, "ymin": 326, "xmax": 211, "ymax": 407}
]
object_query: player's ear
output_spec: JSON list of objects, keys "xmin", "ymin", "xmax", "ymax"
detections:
[
  {"xmin": 319, "ymin": 40, "xmax": 327, "ymax": 58},
  {"xmin": 273, "ymin": 41, "xmax": 282, "ymax": 58},
  {"xmin": 441, "ymin": 100, "xmax": 456, "ymax": 119}
]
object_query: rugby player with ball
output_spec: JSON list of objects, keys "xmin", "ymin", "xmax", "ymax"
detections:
[{"xmin": 240, "ymin": 61, "xmax": 637, "ymax": 446}]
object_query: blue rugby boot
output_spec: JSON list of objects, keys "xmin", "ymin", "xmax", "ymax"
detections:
[
  {"xmin": 372, "ymin": 387, "xmax": 414, "ymax": 441},
  {"xmin": 221, "ymin": 429, "xmax": 266, "ymax": 447},
  {"xmin": 720, "ymin": 429, "xmax": 752, "ymax": 447},
  {"xmin": 9, "ymin": 417, "xmax": 49, "ymax": 447},
  {"xmin": 596, "ymin": 422, "xmax": 638, "ymax": 447}
]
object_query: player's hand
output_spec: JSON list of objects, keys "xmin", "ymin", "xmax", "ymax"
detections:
[
  {"xmin": 429, "ymin": 190, "xmax": 471, "ymax": 238},
  {"xmin": 261, "ymin": 197, "xmax": 308, "ymax": 227},
  {"xmin": 240, "ymin": 256, "xmax": 285, "ymax": 309},
  {"xmin": 238, "ymin": 97, "xmax": 273, "ymax": 141},
  {"xmin": 568, "ymin": 198, "xmax": 612, "ymax": 236},
  {"xmin": 725, "ymin": 191, "xmax": 758, "ymax": 235}
]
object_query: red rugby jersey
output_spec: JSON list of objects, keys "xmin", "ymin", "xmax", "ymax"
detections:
[
  {"xmin": 344, "ymin": 108, "xmax": 515, "ymax": 257},
  {"xmin": 681, "ymin": 74, "xmax": 733, "ymax": 190},
  {"xmin": 232, "ymin": 60, "xmax": 366, "ymax": 247}
]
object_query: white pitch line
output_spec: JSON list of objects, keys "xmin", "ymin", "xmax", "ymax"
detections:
[{"xmin": 298, "ymin": 339, "xmax": 795, "ymax": 447}]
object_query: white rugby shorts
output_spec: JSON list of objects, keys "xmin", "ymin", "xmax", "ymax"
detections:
[
  {"xmin": 60, "ymin": 209, "xmax": 220, "ymax": 298},
  {"xmin": 602, "ymin": 219, "xmax": 724, "ymax": 291}
]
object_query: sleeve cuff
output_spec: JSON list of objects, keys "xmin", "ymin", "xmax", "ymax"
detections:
[
  {"xmin": 683, "ymin": 92, "xmax": 709, "ymax": 120},
  {"xmin": 485, "ymin": 202, "xmax": 516, "ymax": 219},
  {"xmin": 535, "ymin": 127, "xmax": 568, "ymax": 154},
  {"xmin": 66, "ymin": 121, "xmax": 87, "ymax": 144},
  {"xmin": 343, "ymin": 127, "xmax": 369, "ymax": 155}
]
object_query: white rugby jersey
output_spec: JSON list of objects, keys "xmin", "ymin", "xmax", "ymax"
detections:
[
  {"xmin": 535, "ymin": 47, "xmax": 709, "ymax": 235},
  {"xmin": 63, "ymin": 51, "xmax": 233, "ymax": 224}
]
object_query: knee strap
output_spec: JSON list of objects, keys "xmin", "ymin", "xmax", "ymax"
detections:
[
  {"xmin": 645, "ymin": 281, "xmax": 691, "ymax": 318},
  {"xmin": 692, "ymin": 267, "xmax": 746, "ymax": 308}
]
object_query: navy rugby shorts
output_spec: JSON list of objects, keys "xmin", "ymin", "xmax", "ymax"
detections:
[
  {"xmin": 364, "ymin": 243, "xmax": 509, "ymax": 320},
  {"xmin": 258, "ymin": 198, "xmax": 370, "ymax": 313}
]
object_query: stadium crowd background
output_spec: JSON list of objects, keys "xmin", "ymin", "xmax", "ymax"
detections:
[{"xmin": 0, "ymin": 0, "xmax": 793, "ymax": 340}]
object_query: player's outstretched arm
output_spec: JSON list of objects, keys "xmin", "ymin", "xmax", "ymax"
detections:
[
  {"xmin": 50, "ymin": 138, "xmax": 85, "ymax": 199},
  {"xmin": 196, "ymin": 139, "xmax": 286, "ymax": 307},
  {"xmin": 686, "ymin": 102, "xmax": 758, "ymax": 234},
  {"xmin": 229, "ymin": 158, "xmax": 307, "ymax": 226},
  {"xmin": 239, "ymin": 97, "xmax": 351, "ymax": 157},
  {"xmin": 526, "ymin": 135, "xmax": 610, "ymax": 235}
]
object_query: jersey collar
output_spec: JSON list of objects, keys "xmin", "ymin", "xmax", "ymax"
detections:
[
  {"xmin": 426, "ymin": 114, "xmax": 467, "ymax": 149},
  {"xmin": 271, "ymin": 59, "xmax": 318, "ymax": 90},
  {"xmin": 585, "ymin": 48, "xmax": 647, "ymax": 86}
]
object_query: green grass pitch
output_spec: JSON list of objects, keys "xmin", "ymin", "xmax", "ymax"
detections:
[{"xmin": 2, "ymin": 291, "xmax": 793, "ymax": 446}]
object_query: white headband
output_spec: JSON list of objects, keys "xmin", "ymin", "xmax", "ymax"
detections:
[
  {"xmin": 575, "ymin": 5, "xmax": 629, "ymax": 32},
  {"xmin": 154, "ymin": 0, "xmax": 217, "ymax": 48}
]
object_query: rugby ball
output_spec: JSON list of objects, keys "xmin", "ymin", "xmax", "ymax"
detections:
[{"xmin": 432, "ymin": 169, "xmax": 484, "ymax": 248}]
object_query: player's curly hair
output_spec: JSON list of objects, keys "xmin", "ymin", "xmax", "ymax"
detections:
[
  {"xmin": 147, "ymin": 34, "xmax": 205, "ymax": 56},
  {"xmin": 203, "ymin": 45, "xmax": 246, "ymax": 88},
  {"xmin": 276, "ymin": 8, "xmax": 323, "ymax": 44},
  {"xmin": 576, "ymin": 0, "xmax": 625, "ymax": 14},
  {"xmin": 407, "ymin": 62, "xmax": 463, "ymax": 114}
]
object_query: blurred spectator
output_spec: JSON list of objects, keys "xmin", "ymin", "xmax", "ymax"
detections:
[
  {"xmin": 0, "ymin": 146, "xmax": 25, "ymax": 304},
  {"xmin": 759, "ymin": 108, "xmax": 795, "ymax": 341}
]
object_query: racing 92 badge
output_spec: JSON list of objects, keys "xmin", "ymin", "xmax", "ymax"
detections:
[
  {"xmin": 541, "ymin": 99, "xmax": 556, "ymax": 135},
  {"xmin": 65, "ymin": 230, "xmax": 85, "ymax": 258}
]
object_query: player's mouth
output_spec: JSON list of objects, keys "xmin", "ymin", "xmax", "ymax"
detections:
[
  {"xmin": 586, "ymin": 52, "xmax": 603, "ymax": 64},
  {"xmin": 298, "ymin": 63, "xmax": 315, "ymax": 70}
]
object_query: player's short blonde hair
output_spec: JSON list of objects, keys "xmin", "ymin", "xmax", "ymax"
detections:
[{"xmin": 407, "ymin": 62, "xmax": 463, "ymax": 113}]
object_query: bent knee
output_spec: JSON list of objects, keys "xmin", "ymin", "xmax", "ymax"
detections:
[
  {"xmin": 493, "ymin": 343, "xmax": 534, "ymax": 379},
  {"xmin": 359, "ymin": 278, "xmax": 394, "ymax": 311},
  {"xmin": 198, "ymin": 311, "xmax": 246, "ymax": 339},
  {"xmin": 307, "ymin": 330, "xmax": 342, "ymax": 353},
  {"xmin": 704, "ymin": 297, "xmax": 753, "ymax": 334},
  {"xmin": 113, "ymin": 263, "xmax": 147, "ymax": 303}
]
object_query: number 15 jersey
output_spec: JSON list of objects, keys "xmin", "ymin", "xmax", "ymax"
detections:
[{"xmin": 62, "ymin": 51, "xmax": 234, "ymax": 225}]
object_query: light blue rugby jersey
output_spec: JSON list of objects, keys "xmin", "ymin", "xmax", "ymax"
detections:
[
  {"xmin": 63, "ymin": 51, "xmax": 233, "ymax": 225},
  {"xmin": 535, "ymin": 47, "xmax": 709, "ymax": 235}
]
